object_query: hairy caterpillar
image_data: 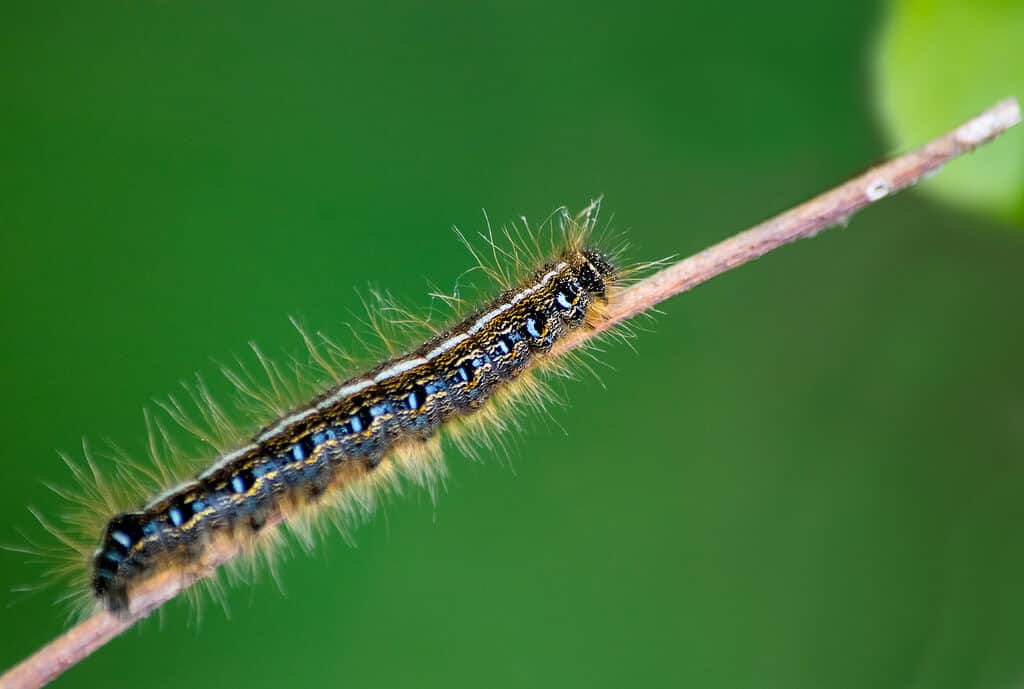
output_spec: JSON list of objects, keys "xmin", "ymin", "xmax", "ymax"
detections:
[{"xmin": 36, "ymin": 201, "xmax": 633, "ymax": 617}]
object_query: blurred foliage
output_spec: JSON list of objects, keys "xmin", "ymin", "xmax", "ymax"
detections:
[{"xmin": 876, "ymin": 0, "xmax": 1024, "ymax": 225}]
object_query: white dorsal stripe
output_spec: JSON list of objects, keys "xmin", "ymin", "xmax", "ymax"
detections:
[
  {"xmin": 143, "ymin": 482, "xmax": 196, "ymax": 510},
  {"xmin": 263, "ymin": 263, "xmax": 569, "ymax": 442},
  {"xmin": 194, "ymin": 443, "xmax": 260, "ymax": 483},
  {"xmin": 425, "ymin": 264, "xmax": 565, "ymax": 359},
  {"xmin": 425, "ymin": 332, "xmax": 468, "ymax": 359},
  {"xmin": 315, "ymin": 378, "xmax": 373, "ymax": 410},
  {"xmin": 256, "ymin": 408, "xmax": 318, "ymax": 444},
  {"xmin": 143, "ymin": 442, "xmax": 264, "ymax": 508},
  {"xmin": 373, "ymin": 356, "xmax": 428, "ymax": 382}
]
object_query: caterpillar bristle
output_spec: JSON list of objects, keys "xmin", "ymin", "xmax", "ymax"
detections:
[{"xmin": 15, "ymin": 200, "xmax": 641, "ymax": 622}]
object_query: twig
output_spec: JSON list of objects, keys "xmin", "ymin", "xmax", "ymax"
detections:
[{"xmin": 1, "ymin": 97, "xmax": 1019, "ymax": 689}]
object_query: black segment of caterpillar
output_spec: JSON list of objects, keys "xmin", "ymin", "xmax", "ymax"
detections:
[{"xmin": 91, "ymin": 242, "xmax": 618, "ymax": 614}]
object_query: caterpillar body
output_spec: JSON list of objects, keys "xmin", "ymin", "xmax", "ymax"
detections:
[{"xmin": 77, "ymin": 205, "xmax": 626, "ymax": 615}]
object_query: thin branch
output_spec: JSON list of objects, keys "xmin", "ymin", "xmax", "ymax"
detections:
[
  {"xmin": 559, "ymin": 97, "xmax": 1022, "ymax": 350},
  {"xmin": 1, "ymin": 97, "xmax": 1019, "ymax": 689}
]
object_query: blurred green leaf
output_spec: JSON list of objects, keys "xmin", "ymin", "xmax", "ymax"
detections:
[{"xmin": 876, "ymin": 0, "xmax": 1023, "ymax": 225}]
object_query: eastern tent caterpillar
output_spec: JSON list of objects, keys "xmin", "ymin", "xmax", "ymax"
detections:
[{"xmin": 36, "ymin": 201, "xmax": 635, "ymax": 616}]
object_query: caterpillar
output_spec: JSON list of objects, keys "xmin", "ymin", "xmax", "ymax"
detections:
[{"xmin": 37, "ymin": 201, "xmax": 634, "ymax": 617}]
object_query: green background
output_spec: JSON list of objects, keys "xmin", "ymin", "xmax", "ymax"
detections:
[{"xmin": 2, "ymin": 2, "xmax": 1022, "ymax": 688}]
